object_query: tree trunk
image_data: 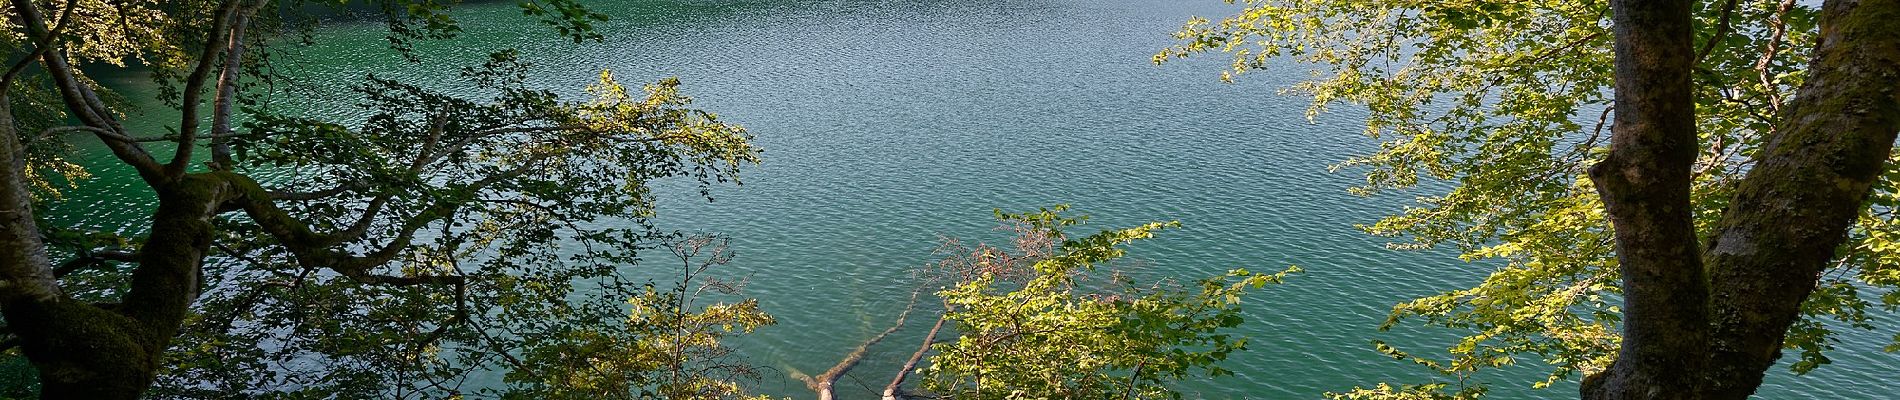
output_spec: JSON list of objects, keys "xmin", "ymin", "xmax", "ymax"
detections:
[
  {"xmin": 0, "ymin": 22, "xmax": 145, "ymax": 397},
  {"xmin": 1585, "ymin": 0, "xmax": 1900, "ymax": 398},
  {"xmin": 1702, "ymin": 0, "xmax": 1900, "ymax": 397},
  {"xmin": 0, "ymin": 81, "xmax": 62, "ymax": 307},
  {"xmin": 1584, "ymin": 0, "xmax": 1707, "ymax": 397},
  {"xmin": 2, "ymin": 173, "xmax": 244, "ymax": 399},
  {"xmin": 3, "ymin": 299, "xmax": 160, "ymax": 400}
]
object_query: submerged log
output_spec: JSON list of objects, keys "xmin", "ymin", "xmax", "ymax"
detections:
[
  {"xmin": 798, "ymin": 289, "xmax": 924, "ymax": 400},
  {"xmin": 882, "ymin": 307, "xmax": 947, "ymax": 400}
]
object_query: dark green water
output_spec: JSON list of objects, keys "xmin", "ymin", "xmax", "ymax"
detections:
[{"xmin": 57, "ymin": 0, "xmax": 1899, "ymax": 398}]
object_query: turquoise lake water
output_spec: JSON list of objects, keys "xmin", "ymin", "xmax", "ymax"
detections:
[{"xmin": 53, "ymin": 0, "xmax": 1899, "ymax": 398}]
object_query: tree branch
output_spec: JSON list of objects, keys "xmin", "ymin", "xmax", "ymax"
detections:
[
  {"xmin": 269, "ymin": 181, "xmax": 365, "ymax": 201},
  {"xmin": 0, "ymin": 0, "xmax": 78, "ymax": 90},
  {"xmin": 53, "ymin": 249, "xmax": 138, "ymax": 278},
  {"xmin": 805, "ymin": 288, "xmax": 924, "ymax": 400},
  {"xmin": 168, "ymin": 0, "xmax": 246, "ymax": 176},
  {"xmin": 209, "ymin": 2, "xmax": 265, "ymax": 170},
  {"xmin": 1704, "ymin": 0, "xmax": 1900, "ymax": 397},
  {"xmin": 883, "ymin": 301, "xmax": 948, "ymax": 400},
  {"xmin": 1755, "ymin": 0, "xmax": 1799, "ymax": 114},
  {"xmin": 30, "ymin": 125, "xmax": 107, "ymax": 141},
  {"xmin": 1693, "ymin": 0, "xmax": 1740, "ymax": 64},
  {"xmin": 234, "ymin": 155, "xmax": 547, "ymax": 284},
  {"xmin": 9, "ymin": 0, "xmax": 165, "ymax": 184}
]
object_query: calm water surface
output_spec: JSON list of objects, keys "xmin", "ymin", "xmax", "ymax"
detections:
[{"xmin": 59, "ymin": 0, "xmax": 1898, "ymax": 398}]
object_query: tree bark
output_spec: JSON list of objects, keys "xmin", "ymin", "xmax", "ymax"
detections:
[
  {"xmin": 1585, "ymin": 0, "xmax": 1900, "ymax": 398},
  {"xmin": 0, "ymin": 0, "xmax": 71, "ymax": 307},
  {"xmin": 2, "ymin": 173, "xmax": 252, "ymax": 399},
  {"xmin": 1703, "ymin": 0, "xmax": 1900, "ymax": 397},
  {"xmin": 1584, "ymin": 0, "xmax": 1708, "ymax": 397},
  {"xmin": 3, "ymin": 298, "xmax": 161, "ymax": 399}
]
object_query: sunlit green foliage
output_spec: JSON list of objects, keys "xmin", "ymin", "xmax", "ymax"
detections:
[
  {"xmin": 504, "ymin": 235, "xmax": 774, "ymax": 400},
  {"xmin": 1160, "ymin": 0, "xmax": 1887, "ymax": 397},
  {"xmin": 921, "ymin": 207, "xmax": 1298, "ymax": 399},
  {"xmin": 0, "ymin": 0, "xmax": 168, "ymax": 66}
]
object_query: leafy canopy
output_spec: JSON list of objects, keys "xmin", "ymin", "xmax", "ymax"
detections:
[
  {"xmin": 3, "ymin": 0, "xmax": 768, "ymax": 397},
  {"xmin": 923, "ymin": 206, "xmax": 1299, "ymax": 399},
  {"xmin": 1160, "ymin": 0, "xmax": 1885, "ymax": 397}
]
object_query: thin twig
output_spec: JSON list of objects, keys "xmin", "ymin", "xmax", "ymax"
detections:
[{"xmin": 1693, "ymin": 0, "xmax": 1740, "ymax": 64}]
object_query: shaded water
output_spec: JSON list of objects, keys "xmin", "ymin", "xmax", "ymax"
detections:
[{"xmin": 55, "ymin": 0, "xmax": 1898, "ymax": 398}]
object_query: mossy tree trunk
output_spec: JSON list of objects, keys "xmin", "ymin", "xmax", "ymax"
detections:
[
  {"xmin": 2, "ymin": 170, "xmax": 314, "ymax": 399},
  {"xmin": 0, "ymin": 0, "xmax": 462, "ymax": 397},
  {"xmin": 1701, "ymin": 0, "xmax": 1900, "ymax": 396},
  {"xmin": 0, "ymin": 0, "xmax": 261, "ymax": 396},
  {"xmin": 1584, "ymin": 0, "xmax": 1900, "ymax": 399}
]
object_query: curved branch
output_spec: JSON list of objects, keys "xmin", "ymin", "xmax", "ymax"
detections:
[
  {"xmin": 9, "ymin": 0, "xmax": 164, "ymax": 184},
  {"xmin": 0, "ymin": 0, "xmax": 78, "ymax": 90},
  {"xmin": 168, "ymin": 0, "xmax": 246, "ymax": 176},
  {"xmin": 53, "ymin": 249, "xmax": 138, "ymax": 278}
]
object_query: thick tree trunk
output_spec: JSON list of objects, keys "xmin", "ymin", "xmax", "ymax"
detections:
[
  {"xmin": 1584, "ymin": 0, "xmax": 1707, "ymax": 397},
  {"xmin": 3, "ymin": 299, "xmax": 160, "ymax": 399},
  {"xmin": 1586, "ymin": 0, "xmax": 1900, "ymax": 398},
  {"xmin": 1702, "ymin": 0, "xmax": 1900, "ymax": 397},
  {"xmin": 1, "ymin": 86, "xmax": 151, "ymax": 400},
  {"xmin": 0, "ymin": 95, "xmax": 62, "ymax": 306},
  {"xmin": 2, "ymin": 173, "xmax": 245, "ymax": 399},
  {"xmin": 0, "ymin": 32, "xmax": 141, "ymax": 399}
]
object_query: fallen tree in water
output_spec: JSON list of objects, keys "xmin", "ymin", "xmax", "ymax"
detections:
[
  {"xmin": 883, "ymin": 310, "xmax": 947, "ymax": 400},
  {"xmin": 795, "ymin": 207, "xmax": 1297, "ymax": 399},
  {"xmin": 793, "ymin": 289, "xmax": 923, "ymax": 400}
]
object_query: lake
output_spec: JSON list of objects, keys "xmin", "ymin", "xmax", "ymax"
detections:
[{"xmin": 56, "ymin": 0, "xmax": 1898, "ymax": 398}]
